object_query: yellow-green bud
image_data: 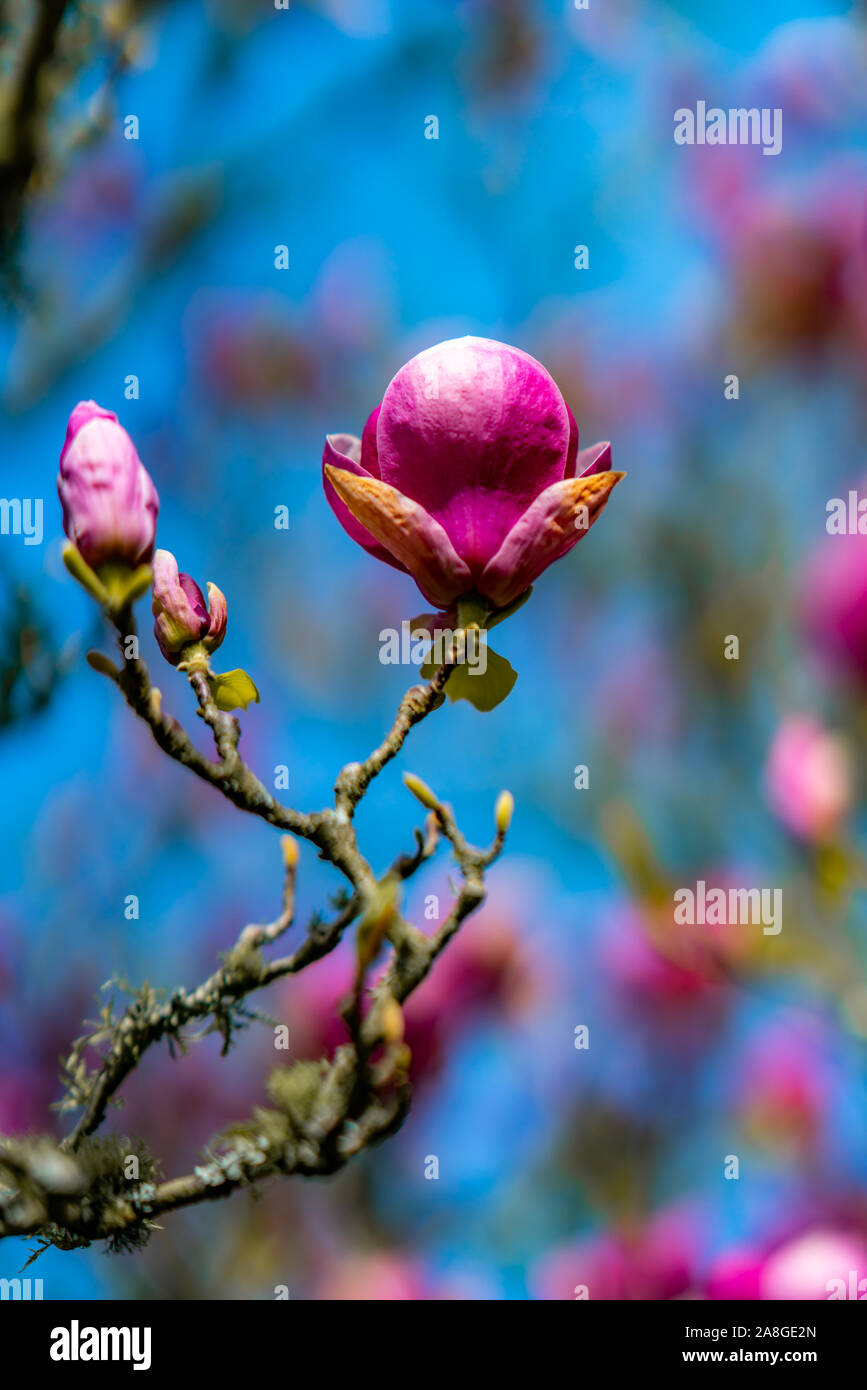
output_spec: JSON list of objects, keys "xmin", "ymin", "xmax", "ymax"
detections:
[
  {"xmin": 403, "ymin": 772, "xmax": 440, "ymax": 811},
  {"xmin": 495, "ymin": 790, "xmax": 514, "ymax": 835}
]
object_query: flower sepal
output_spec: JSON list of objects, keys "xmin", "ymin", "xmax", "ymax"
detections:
[
  {"xmin": 102, "ymin": 562, "xmax": 154, "ymax": 614},
  {"xmin": 62, "ymin": 543, "xmax": 153, "ymax": 616},
  {"xmin": 62, "ymin": 542, "xmax": 109, "ymax": 606}
]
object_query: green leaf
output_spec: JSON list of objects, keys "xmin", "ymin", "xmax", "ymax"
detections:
[
  {"xmin": 209, "ymin": 668, "xmax": 260, "ymax": 712},
  {"xmin": 421, "ymin": 643, "xmax": 517, "ymax": 712}
]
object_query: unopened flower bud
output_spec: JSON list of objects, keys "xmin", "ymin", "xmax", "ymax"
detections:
[
  {"xmin": 402, "ymin": 772, "xmax": 440, "ymax": 811},
  {"xmin": 495, "ymin": 789, "xmax": 514, "ymax": 835},
  {"xmin": 152, "ymin": 549, "xmax": 227, "ymax": 665},
  {"xmin": 58, "ymin": 402, "xmax": 159, "ymax": 570}
]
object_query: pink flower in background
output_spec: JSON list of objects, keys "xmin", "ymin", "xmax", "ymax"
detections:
[
  {"xmin": 764, "ymin": 716, "xmax": 852, "ymax": 843},
  {"xmin": 762, "ymin": 1230, "xmax": 867, "ymax": 1300},
  {"xmin": 187, "ymin": 292, "xmax": 317, "ymax": 409},
  {"xmin": 687, "ymin": 159, "xmax": 867, "ymax": 365},
  {"xmin": 734, "ymin": 1022, "xmax": 830, "ymax": 1154},
  {"xmin": 707, "ymin": 1229, "xmax": 867, "ymax": 1300},
  {"xmin": 602, "ymin": 907, "xmax": 727, "ymax": 1021},
  {"xmin": 314, "ymin": 1252, "xmax": 435, "ymax": 1301},
  {"xmin": 0, "ymin": 1074, "xmax": 44, "ymax": 1135},
  {"xmin": 727, "ymin": 183, "xmax": 867, "ymax": 363},
  {"xmin": 152, "ymin": 549, "xmax": 227, "ymax": 664},
  {"xmin": 57, "ymin": 402, "xmax": 159, "ymax": 568},
  {"xmin": 531, "ymin": 1207, "xmax": 697, "ymax": 1301},
  {"xmin": 323, "ymin": 336, "xmax": 622, "ymax": 610},
  {"xmin": 802, "ymin": 530, "xmax": 867, "ymax": 687},
  {"xmin": 284, "ymin": 906, "xmax": 532, "ymax": 1082}
]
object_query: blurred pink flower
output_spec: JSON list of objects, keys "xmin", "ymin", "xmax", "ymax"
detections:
[
  {"xmin": 764, "ymin": 715, "xmax": 852, "ymax": 843},
  {"xmin": 729, "ymin": 183, "xmax": 867, "ymax": 364},
  {"xmin": 314, "ymin": 1252, "xmax": 434, "ymax": 1301},
  {"xmin": 734, "ymin": 1022, "xmax": 830, "ymax": 1155},
  {"xmin": 323, "ymin": 336, "xmax": 621, "ymax": 610},
  {"xmin": 0, "ymin": 1074, "xmax": 44, "ymax": 1135},
  {"xmin": 802, "ymin": 529, "xmax": 867, "ymax": 687},
  {"xmin": 284, "ymin": 906, "xmax": 533, "ymax": 1082},
  {"xmin": 688, "ymin": 160, "xmax": 867, "ymax": 366},
  {"xmin": 602, "ymin": 908, "xmax": 726, "ymax": 1015},
  {"xmin": 58, "ymin": 402, "xmax": 159, "ymax": 569},
  {"xmin": 186, "ymin": 292, "xmax": 317, "ymax": 408},
  {"xmin": 707, "ymin": 1229, "xmax": 867, "ymax": 1301},
  {"xmin": 531, "ymin": 1207, "xmax": 697, "ymax": 1301}
]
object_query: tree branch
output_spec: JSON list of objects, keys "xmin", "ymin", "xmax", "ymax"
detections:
[{"xmin": 0, "ymin": 602, "xmax": 510, "ymax": 1251}]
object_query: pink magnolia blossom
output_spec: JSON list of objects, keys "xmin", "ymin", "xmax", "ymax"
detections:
[
  {"xmin": 57, "ymin": 401, "xmax": 159, "ymax": 569},
  {"xmin": 802, "ymin": 530, "xmax": 867, "ymax": 686},
  {"xmin": 764, "ymin": 715, "xmax": 852, "ymax": 843},
  {"xmin": 322, "ymin": 336, "xmax": 622, "ymax": 611},
  {"xmin": 531, "ymin": 1207, "xmax": 697, "ymax": 1301},
  {"xmin": 152, "ymin": 549, "xmax": 227, "ymax": 664},
  {"xmin": 314, "ymin": 1253, "xmax": 435, "ymax": 1301},
  {"xmin": 707, "ymin": 1229, "xmax": 867, "ymax": 1301},
  {"xmin": 735, "ymin": 1023, "xmax": 829, "ymax": 1153}
]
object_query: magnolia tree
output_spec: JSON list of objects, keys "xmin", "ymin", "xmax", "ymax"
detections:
[{"xmin": 0, "ymin": 336, "xmax": 622, "ymax": 1256}]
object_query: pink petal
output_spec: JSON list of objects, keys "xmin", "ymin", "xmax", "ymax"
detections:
[
  {"xmin": 479, "ymin": 470, "xmax": 624, "ymax": 608},
  {"xmin": 322, "ymin": 434, "xmax": 409, "ymax": 575},
  {"xmin": 563, "ymin": 403, "xmax": 580, "ymax": 478},
  {"xmin": 205, "ymin": 581, "xmax": 228, "ymax": 650},
  {"xmin": 576, "ymin": 440, "xmax": 612, "ymax": 477},
  {"xmin": 324, "ymin": 464, "xmax": 473, "ymax": 608}
]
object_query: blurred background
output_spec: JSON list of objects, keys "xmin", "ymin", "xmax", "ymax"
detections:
[{"xmin": 2, "ymin": 0, "xmax": 867, "ymax": 1300}]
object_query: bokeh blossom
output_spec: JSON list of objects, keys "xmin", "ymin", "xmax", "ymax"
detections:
[
  {"xmin": 707, "ymin": 1228, "xmax": 867, "ymax": 1301},
  {"xmin": 764, "ymin": 715, "xmax": 853, "ymax": 844},
  {"xmin": 802, "ymin": 530, "xmax": 867, "ymax": 688}
]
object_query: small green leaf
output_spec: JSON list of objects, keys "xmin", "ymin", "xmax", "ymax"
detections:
[
  {"xmin": 421, "ymin": 643, "xmax": 517, "ymax": 711},
  {"xmin": 209, "ymin": 668, "xmax": 260, "ymax": 712}
]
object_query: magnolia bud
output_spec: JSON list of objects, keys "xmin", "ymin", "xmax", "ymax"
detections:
[
  {"xmin": 402, "ymin": 772, "xmax": 440, "ymax": 811},
  {"xmin": 152, "ymin": 549, "xmax": 227, "ymax": 665},
  {"xmin": 495, "ymin": 790, "xmax": 514, "ymax": 835},
  {"xmin": 58, "ymin": 402, "xmax": 159, "ymax": 570}
]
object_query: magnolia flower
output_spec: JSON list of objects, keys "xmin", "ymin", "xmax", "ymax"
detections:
[
  {"xmin": 57, "ymin": 402, "xmax": 159, "ymax": 569},
  {"xmin": 530, "ymin": 1207, "xmax": 697, "ymax": 1301},
  {"xmin": 802, "ymin": 529, "xmax": 867, "ymax": 685},
  {"xmin": 152, "ymin": 549, "xmax": 227, "ymax": 664},
  {"xmin": 322, "ymin": 336, "xmax": 622, "ymax": 612},
  {"xmin": 764, "ymin": 715, "xmax": 852, "ymax": 843},
  {"xmin": 707, "ymin": 1229, "xmax": 867, "ymax": 1301}
]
